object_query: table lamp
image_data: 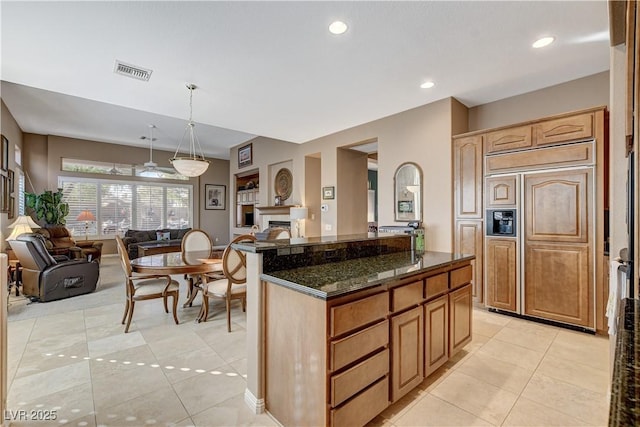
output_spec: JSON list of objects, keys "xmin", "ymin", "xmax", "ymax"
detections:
[
  {"xmin": 290, "ymin": 206, "xmax": 308, "ymax": 238},
  {"xmin": 76, "ymin": 210, "xmax": 96, "ymax": 240},
  {"xmin": 6, "ymin": 215, "xmax": 41, "ymax": 242}
]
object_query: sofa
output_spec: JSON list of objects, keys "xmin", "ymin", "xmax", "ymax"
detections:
[{"xmin": 122, "ymin": 228, "xmax": 191, "ymax": 259}]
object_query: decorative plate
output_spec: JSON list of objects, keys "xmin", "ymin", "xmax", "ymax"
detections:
[{"xmin": 274, "ymin": 168, "xmax": 293, "ymax": 201}]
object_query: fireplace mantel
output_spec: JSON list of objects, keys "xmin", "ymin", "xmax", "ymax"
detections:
[{"xmin": 255, "ymin": 205, "xmax": 295, "ymax": 215}]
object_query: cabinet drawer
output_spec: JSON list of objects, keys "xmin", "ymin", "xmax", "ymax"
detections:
[
  {"xmin": 485, "ymin": 125, "xmax": 533, "ymax": 154},
  {"xmin": 425, "ymin": 273, "xmax": 448, "ymax": 299},
  {"xmin": 450, "ymin": 265, "xmax": 472, "ymax": 290},
  {"xmin": 534, "ymin": 113, "xmax": 593, "ymax": 146},
  {"xmin": 331, "ymin": 320, "xmax": 389, "ymax": 371},
  {"xmin": 331, "ymin": 292, "xmax": 388, "ymax": 337},
  {"xmin": 391, "ymin": 280, "xmax": 423, "ymax": 312},
  {"xmin": 331, "ymin": 349, "xmax": 389, "ymax": 407},
  {"xmin": 331, "ymin": 376, "xmax": 389, "ymax": 427}
]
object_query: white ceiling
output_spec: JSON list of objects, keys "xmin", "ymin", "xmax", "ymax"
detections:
[{"xmin": 1, "ymin": 1, "xmax": 610, "ymax": 160}]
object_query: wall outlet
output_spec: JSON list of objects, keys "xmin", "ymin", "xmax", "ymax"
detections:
[
  {"xmin": 214, "ymin": 237, "xmax": 219, "ymax": 242},
  {"xmin": 321, "ymin": 204, "xmax": 329, "ymax": 212},
  {"xmin": 325, "ymin": 224, "xmax": 332, "ymax": 231}
]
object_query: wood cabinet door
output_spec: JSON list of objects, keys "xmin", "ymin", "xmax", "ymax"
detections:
[
  {"xmin": 454, "ymin": 220, "xmax": 483, "ymax": 303},
  {"xmin": 453, "ymin": 135, "xmax": 483, "ymax": 218},
  {"xmin": 424, "ymin": 295, "xmax": 448, "ymax": 376},
  {"xmin": 524, "ymin": 243, "xmax": 592, "ymax": 327},
  {"xmin": 449, "ymin": 284, "xmax": 472, "ymax": 357},
  {"xmin": 524, "ymin": 169, "xmax": 591, "ymax": 244},
  {"xmin": 485, "ymin": 125, "xmax": 533, "ymax": 154},
  {"xmin": 534, "ymin": 113, "xmax": 593, "ymax": 147},
  {"xmin": 391, "ymin": 306, "xmax": 424, "ymax": 402},
  {"xmin": 486, "ymin": 175, "xmax": 517, "ymax": 208},
  {"xmin": 523, "ymin": 169, "xmax": 593, "ymax": 327},
  {"xmin": 485, "ymin": 238, "xmax": 517, "ymax": 312}
]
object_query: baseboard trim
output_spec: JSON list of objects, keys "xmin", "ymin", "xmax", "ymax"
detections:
[{"xmin": 244, "ymin": 389, "xmax": 265, "ymax": 414}]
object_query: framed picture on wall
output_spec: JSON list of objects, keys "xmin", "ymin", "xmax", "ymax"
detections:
[
  {"xmin": 8, "ymin": 169, "xmax": 14, "ymax": 192},
  {"xmin": 1, "ymin": 135, "xmax": 8, "ymax": 172},
  {"xmin": 205, "ymin": 184, "xmax": 226, "ymax": 210},
  {"xmin": 0, "ymin": 175, "xmax": 8, "ymax": 212},
  {"xmin": 8, "ymin": 196, "xmax": 14, "ymax": 219},
  {"xmin": 238, "ymin": 143, "xmax": 252, "ymax": 168},
  {"xmin": 322, "ymin": 186, "xmax": 335, "ymax": 200}
]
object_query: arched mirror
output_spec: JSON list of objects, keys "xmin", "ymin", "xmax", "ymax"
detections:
[{"xmin": 394, "ymin": 162, "xmax": 422, "ymax": 222}]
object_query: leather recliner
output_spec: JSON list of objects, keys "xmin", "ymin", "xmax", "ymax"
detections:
[{"xmin": 11, "ymin": 234, "xmax": 100, "ymax": 302}]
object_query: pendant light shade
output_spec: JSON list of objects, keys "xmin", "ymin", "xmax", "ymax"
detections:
[{"xmin": 170, "ymin": 84, "xmax": 210, "ymax": 177}]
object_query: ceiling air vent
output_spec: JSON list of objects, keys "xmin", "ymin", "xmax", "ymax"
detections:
[{"xmin": 114, "ymin": 60, "xmax": 152, "ymax": 81}]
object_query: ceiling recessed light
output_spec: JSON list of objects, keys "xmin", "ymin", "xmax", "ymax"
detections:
[
  {"xmin": 532, "ymin": 36, "xmax": 555, "ymax": 48},
  {"xmin": 329, "ymin": 21, "xmax": 348, "ymax": 35},
  {"xmin": 420, "ymin": 81, "xmax": 435, "ymax": 89}
]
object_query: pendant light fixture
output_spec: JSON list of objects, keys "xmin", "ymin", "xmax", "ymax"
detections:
[
  {"xmin": 140, "ymin": 124, "xmax": 161, "ymax": 177},
  {"xmin": 170, "ymin": 84, "xmax": 210, "ymax": 177}
]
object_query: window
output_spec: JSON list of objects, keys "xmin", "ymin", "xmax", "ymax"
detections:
[
  {"xmin": 59, "ymin": 176, "xmax": 192, "ymax": 239},
  {"xmin": 61, "ymin": 158, "xmax": 188, "ymax": 180}
]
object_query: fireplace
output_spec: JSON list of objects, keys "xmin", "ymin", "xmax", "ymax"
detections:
[{"xmin": 269, "ymin": 220, "xmax": 291, "ymax": 230}]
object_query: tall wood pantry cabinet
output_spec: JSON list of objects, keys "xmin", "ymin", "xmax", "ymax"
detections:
[{"xmin": 452, "ymin": 106, "xmax": 608, "ymax": 332}]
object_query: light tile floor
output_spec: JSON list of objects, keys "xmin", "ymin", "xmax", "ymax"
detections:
[{"xmin": 6, "ymin": 256, "xmax": 610, "ymax": 426}]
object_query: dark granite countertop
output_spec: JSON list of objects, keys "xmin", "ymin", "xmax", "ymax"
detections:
[
  {"xmin": 261, "ymin": 251, "xmax": 474, "ymax": 299},
  {"xmin": 232, "ymin": 233, "xmax": 409, "ymax": 253},
  {"xmin": 609, "ymin": 298, "xmax": 640, "ymax": 426}
]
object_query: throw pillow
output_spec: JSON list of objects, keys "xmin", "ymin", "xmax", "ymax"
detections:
[{"xmin": 156, "ymin": 231, "xmax": 170, "ymax": 241}]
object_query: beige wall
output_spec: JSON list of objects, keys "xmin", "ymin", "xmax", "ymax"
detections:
[
  {"xmin": 304, "ymin": 155, "xmax": 321, "ymax": 237},
  {"xmin": 336, "ymin": 147, "xmax": 368, "ymax": 235},
  {"xmin": 236, "ymin": 98, "xmax": 462, "ymax": 251},
  {"xmin": 468, "ymin": 71, "xmax": 610, "ymax": 131},
  {"xmin": 610, "ymin": 44, "xmax": 628, "ymax": 259},
  {"xmin": 0, "ymin": 99, "xmax": 24, "ymax": 250},
  {"xmin": 229, "ymin": 136, "xmax": 301, "ymax": 238},
  {"xmin": 22, "ymin": 134, "xmax": 230, "ymax": 253}
]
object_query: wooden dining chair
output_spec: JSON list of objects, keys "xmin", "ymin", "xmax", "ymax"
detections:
[
  {"xmin": 181, "ymin": 229, "xmax": 216, "ymax": 306},
  {"xmin": 115, "ymin": 235, "xmax": 180, "ymax": 333},
  {"xmin": 200, "ymin": 234, "xmax": 256, "ymax": 331}
]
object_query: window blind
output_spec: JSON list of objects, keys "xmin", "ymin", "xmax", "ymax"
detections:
[{"xmin": 59, "ymin": 176, "xmax": 192, "ymax": 239}]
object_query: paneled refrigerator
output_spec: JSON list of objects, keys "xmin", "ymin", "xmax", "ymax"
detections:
[{"xmin": 484, "ymin": 166, "xmax": 595, "ymax": 329}]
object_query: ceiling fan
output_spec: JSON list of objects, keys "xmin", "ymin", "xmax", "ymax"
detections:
[
  {"xmin": 140, "ymin": 124, "xmax": 161, "ymax": 177},
  {"xmin": 108, "ymin": 164, "xmax": 120, "ymax": 175}
]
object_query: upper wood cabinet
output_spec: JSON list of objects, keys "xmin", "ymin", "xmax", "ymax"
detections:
[
  {"xmin": 453, "ymin": 135, "xmax": 483, "ymax": 218},
  {"xmin": 485, "ymin": 125, "xmax": 533, "ymax": 154},
  {"xmin": 485, "ymin": 112, "xmax": 594, "ymax": 155},
  {"xmin": 486, "ymin": 175, "xmax": 517, "ymax": 207},
  {"xmin": 534, "ymin": 113, "xmax": 593, "ymax": 147}
]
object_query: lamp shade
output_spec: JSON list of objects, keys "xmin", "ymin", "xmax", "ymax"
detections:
[
  {"xmin": 171, "ymin": 158, "xmax": 210, "ymax": 177},
  {"xmin": 77, "ymin": 210, "xmax": 96, "ymax": 221},
  {"xmin": 6, "ymin": 215, "xmax": 41, "ymax": 241},
  {"xmin": 290, "ymin": 206, "xmax": 308, "ymax": 220}
]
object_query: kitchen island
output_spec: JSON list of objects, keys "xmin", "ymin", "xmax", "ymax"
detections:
[{"xmin": 233, "ymin": 233, "xmax": 474, "ymax": 426}]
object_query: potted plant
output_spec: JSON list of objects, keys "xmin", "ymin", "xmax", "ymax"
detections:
[{"xmin": 25, "ymin": 189, "xmax": 70, "ymax": 226}]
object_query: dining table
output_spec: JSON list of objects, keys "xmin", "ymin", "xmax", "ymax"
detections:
[{"xmin": 130, "ymin": 250, "xmax": 223, "ymax": 320}]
